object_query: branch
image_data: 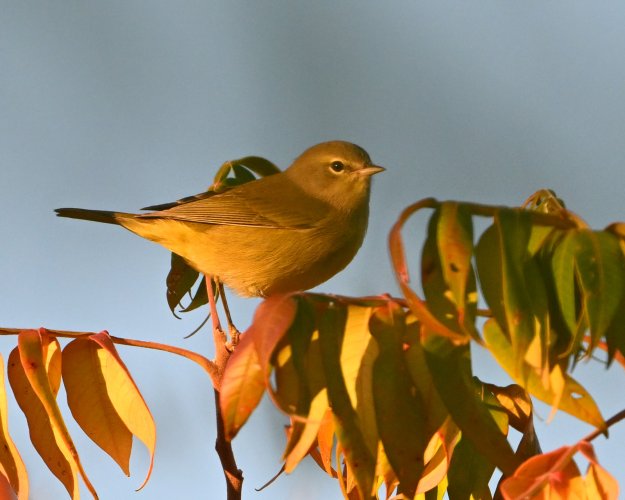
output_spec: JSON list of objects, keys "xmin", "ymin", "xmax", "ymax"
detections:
[
  {"xmin": 0, "ymin": 327, "xmax": 221, "ymax": 388},
  {"xmin": 583, "ymin": 408, "xmax": 625, "ymax": 443}
]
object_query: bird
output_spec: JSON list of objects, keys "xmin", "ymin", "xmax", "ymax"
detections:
[{"xmin": 55, "ymin": 141, "xmax": 384, "ymax": 298}]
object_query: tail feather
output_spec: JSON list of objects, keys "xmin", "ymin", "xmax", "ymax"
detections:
[{"xmin": 55, "ymin": 208, "xmax": 132, "ymax": 225}]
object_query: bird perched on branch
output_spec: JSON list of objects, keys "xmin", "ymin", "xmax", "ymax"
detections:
[{"xmin": 56, "ymin": 141, "xmax": 384, "ymax": 298}]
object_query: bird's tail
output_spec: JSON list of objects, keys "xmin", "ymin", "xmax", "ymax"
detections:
[{"xmin": 55, "ymin": 208, "xmax": 133, "ymax": 225}]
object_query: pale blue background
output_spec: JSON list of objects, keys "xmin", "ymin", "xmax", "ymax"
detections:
[{"xmin": 2, "ymin": 2, "xmax": 625, "ymax": 498}]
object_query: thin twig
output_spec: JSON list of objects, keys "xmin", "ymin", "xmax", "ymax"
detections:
[{"xmin": 0, "ymin": 327, "xmax": 220, "ymax": 386}]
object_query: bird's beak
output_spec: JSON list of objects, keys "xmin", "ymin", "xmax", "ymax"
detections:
[{"xmin": 358, "ymin": 165, "xmax": 385, "ymax": 177}]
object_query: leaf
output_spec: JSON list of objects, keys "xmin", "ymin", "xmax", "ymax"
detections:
[
  {"xmin": 485, "ymin": 383, "xmax": 542, "ymax": 464},
  {"xmin": 389, "ymin": 198, "xmax": 468, "ymax": 342},
  {"xmin": 573, "ymin": 230, "xmax": 625, "ymax": 352},
  {"xmin": 251, "ymin": 294, "xmax": 298, "ymax": 380},
  {"xmin": 220, "ymin": 329, "xmax": 265, "ymax": 441},
  {"xmin": 62, "ymin": 332, "xmax": 156, "ymax": 488},
  {"xmin": 233, "ymin": 156, "xmax": 281, "ymax": 178},
  {"xmin": 8, "ymin": 329, "xmax": 96, "ymax": 499},
  {"xmin": 422, "ymin": 209, "xmax": 478, "ymax": 341},
  {"xmin": 370, "ymin": 303, "xmax": 427, "ymax": 497},
  {"xmin": 484, "ymin": 319, "xmax": 605, "ymax": 429},
  {"xmin": 180, "ymin": 276, "xmax": 209, "ymax": 313},
  {"xmin": 213, "ymin": 155, "xmax": 280, "ymax": 185},
  {"xmin": 423, "ymin": 335, "xmax": 520, "ymax": 476},
  {"xmin": 437, "ymin": 203, "xmax": 475, "ymax": 322},
  {"xmin": 500, "ymin": 445, "xmax": 583, "ymax": 499},
  {"xmin": 283, "ymin": 389, "xmax": 329, "ymax": 473},
  {"xmin": 403, "ymin": 319, "xmax": 447, "ymax": 436},
  {"xmin": 165, "ymin": 253, "xmax": 199, "ymax": 317},
  {"xmin": 447, "ymin": 436, "xmax": 496, "ymax": 499},
  {"xmin": 339, "ymin": 305, "xmax": 379, "ymax": 460},
  {"xmin": 416, "ymin": 418, "xmax": 460, "ymax": 494},
  {"xmin": 315, "ymin": 409, "xmax": 337, "ymax": 477},
  {"xmin": 318, "ymin": 302, "xmax": 376, "ymax": 498},
  {"xmin": 0, "ymin": 354, "xmax": 28, "ymax": 499}
]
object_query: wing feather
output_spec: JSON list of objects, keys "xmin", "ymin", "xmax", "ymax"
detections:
[{"xmin": 138, "ymin": 174, "xmax": 330, "ymax": 229}]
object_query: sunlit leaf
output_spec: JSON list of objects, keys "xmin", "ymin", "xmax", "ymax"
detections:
[
  {"xmin": 62, "ymin": 332, "xmax": 156, "ymax": 487},
  {"xmin": 389, "ymin": 199, "xmax": 468, "ymax": 342},
  {"xmin": 339, "ymin": 305, "xmax": 379, "ymax": 459},
  {"xmin": 423, "ymin": 336, "xmax": 519, "ymax": 476},
  {"xmin": 500, "ymin": 445, "xmax": 583, "ymax": 500},
  {"xmin": 485, "ymin": 383, "xmax": 542, "ymax": 464},
  {"xmin": 284, "ymin": 389, "xmax": 328, "ymax": 473},
  {"xmin": 0, "ymin": 354, "xmax": 28, "ymax": 500},
  {"xmin": 318, "ymin": 302, "xmax": 376, "ymax": 498},
  {"xmin": 251, "ymin": 294, "xmax": 298, "ymax": 380},
  {"xmin": 580, "ymin": 440, "xmax": 619, "ymax": 500},
  {"xmin": 484, "ymin": 319, "xmax": 605, "ymax": 429},
  {"xmin": 415, "ymin": 417, "xmax": 460, "ymax": 495},
  {"xmin": 437, "ymin": 203, "xmax": 475, "ymax": 321},
  {"xmin": 315, "ymin": 409, "xmax": 336, "ymax": 477},
  {"xmin": 422, "ymin": 209, "xmax": 478, "ymax": 341},
  {"xmin": 370, "ymin": 303, "xmax": 427, "ymax": 497},
  {"xmin": 574, "ymin": 230, "xmax": 625, "ymax": 352},
  {"xmin": 220, "ymin": 330, "xmax": 264, "ymax": 441},
  {"xmin": 8, "ymin": 330, "xmax": 96, "ymax": 498}
]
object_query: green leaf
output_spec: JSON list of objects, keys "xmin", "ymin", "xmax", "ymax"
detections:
[
  {"xmin": 370, "ymin": 304, "xmax": 427, "ymax": 497},
  {"xmin": 423, "ymin": 336, "xmax": 520, "ymax": 476},
  {"xmin": 318, "ymin": 301, "xmax": 376, "ymax": 499},
  {"xmin": 437, "ymin": 202, "xmax": 474, "ymax": 316},
  {"xmin": 422, "ymin": 208, "xmax": 477, "ymax": 340},
  {"xmin": 233, "ymin": 156, "xmax": 281, "ymax": 177},
  {"xmin": 477, "ymin": 209, "xmax": 548, "ymax": 375},
  {"xmin": 403, "ymin": 319, "xmax": 447, "ymax": 436},
  {"xmin": 165, "ymin": 253, "xmax": 199, "ymax": 317},
  {"xmin": 180, "ymin": 276, "xmax": 209, "ymax": 313},
  {"xmin": 484, "ymin": 319, "xmax": 605, "ymax": 430},
  {"xmin": 573, "ymin": 230, "xmax": 625, "ymax": 352}
]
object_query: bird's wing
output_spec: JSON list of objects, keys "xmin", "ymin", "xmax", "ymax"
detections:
[
  {"xmin": 139, "ymin": 176, "xmax": 329, "ymax": 229},
  {"xmin": 140, "ymin": 190, "xmax": 219, "ymax": 211}
]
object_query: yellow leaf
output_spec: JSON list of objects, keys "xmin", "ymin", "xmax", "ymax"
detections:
[
  {"xmin": 87, "ymin": 332, "xmax": 156, "ymax": 489},
  {"xmin": 9, "ymin": 330, "xmax": 96, "ymax": 499},
  {"xmin": 0, "ymin": 354, "xmax": 28, "ymax": 499},
  {"xmin": 340, "ymin": 305, "xmax": 379, "ymax": 458},
  {"xmin": 284, "ymin": 389, "xmax": 328, "ymax": 472},
  {"xmin": 62, "ymin": 338, "xmax": 133, "ymax": 477}
]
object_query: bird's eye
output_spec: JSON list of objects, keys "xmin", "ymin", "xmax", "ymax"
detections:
[{"xmin": 329, "ymin": 161, "xmax": 345, "ymax": 173}]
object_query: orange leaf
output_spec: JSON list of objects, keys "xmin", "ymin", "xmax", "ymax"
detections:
[
  {"xmin": 250, "ymin": 294, "xmax": 298, "ymax": 379},
  {"xmin": 577, "ymin": 441, "xmax": 619, "ymax": 500},
  {"xmin": 316, "ymin": 409, "xmax": 336, "ymax": 477},
  {"xmin": 500, "ymin": 445, "xmax": 582, "ymax": 499},
  {"xmin": 0, "ymin": 354, "xmax": 28, "ymax": 499},
  {"xmin": 220, "ymin": 329, "xmax": 265, "ymax": 440},
  {"xmin": 8, "ymin": 329, "xmax": 96, "ymax": 498}
]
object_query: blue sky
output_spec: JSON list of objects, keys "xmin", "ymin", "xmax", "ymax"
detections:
[{"xmin": 3, "ymin": 2, "xmax": 625, "ymax": 498}]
